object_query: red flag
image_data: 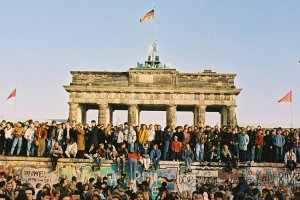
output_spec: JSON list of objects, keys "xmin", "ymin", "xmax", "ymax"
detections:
[
  {"xmin": 278, "ymin": 90, "xmax": 292, "ymax": 103},
  {"xmin": 6, "ymin": 88, "xmax": 16, "ymax": 100}
]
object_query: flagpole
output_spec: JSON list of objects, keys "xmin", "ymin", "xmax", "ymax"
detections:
[
  {"xmin": 151, "ymin": 7, "xmax": 155, "ymax": 67},
  {"xmin": 291, "ymin": 90, "xmax": 293, "ymax": 128},
  {"xmin": 13, "ymin": 83, "xmax": 17, "ymax": 122}
]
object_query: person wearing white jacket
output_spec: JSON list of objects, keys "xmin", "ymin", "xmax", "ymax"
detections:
[
  {"xmin": 148, "ymin": 124, "xmax": 155, "ymax": 148},
  {"xmin": 4, "ymin": 123, "xmax": 14, "ymax": 156},
  {"xmin": 65, "ymin": 138, "xmax": 78, "ymax": 158},
  {"xmin": 24, "ymin": 122, "xmax": 36, "ymax": 156},
  {"xmin": 115, "ymin": 127, "xmax": 124, "ymax": 149},
  {"xmin": 127, "ymin": 126, "xmax": 136, "ymax": 153}
]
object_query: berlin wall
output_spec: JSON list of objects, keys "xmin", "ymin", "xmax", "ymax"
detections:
[{"xmin": 0, "ymin": 158, "xmax": 299, "ymax": 198}]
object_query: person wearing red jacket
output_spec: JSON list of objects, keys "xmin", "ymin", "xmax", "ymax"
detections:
[
  {"xmin": 172, "ymin": 136, "xmax": 182, "ymax": 161},
  {"xmin": 255, "ymin": 129, "xmax": 264, "ymax": 163},
  {"xmin": 127, "ymin": 149, "xmax": 140, "ymax": 182}
]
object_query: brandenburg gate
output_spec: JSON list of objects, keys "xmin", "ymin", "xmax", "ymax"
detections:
[{"xmin": 64, "ymin": 68, "xmax": 241, "ymax": 128}]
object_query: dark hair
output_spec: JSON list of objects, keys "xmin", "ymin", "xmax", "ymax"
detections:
[
  {"xmin": 89, "ymin": 178, "xmax": 95, "ymax": 183},
  {"xmin": 214, "ymin": 191, "xmax": 224, "ymax": 199},
  {"xmin": 41, "ymin": 190, "xmax": 51, "ymax": 197},
  {"xmin": 6, "ymin": 176, "xmax": 13, "ymax": 182},
  {"xmin": 252, "ymin": 188, "xmax": 260, "ymax": 196},
  {"xmin": 92, "ymin": 194, "xmax": 101, "ymax": 200},
  {"xmin": 76, "ymin": 182, "xmax": 84, "ymax": 192},
  {"xmin": 59, "ymin": 194, "xmax": 71, "ymax": 200},
  {"xmin": 25, "ymin": 187, "xmax": 35, "ymax": 195},
  {"xmin": 15, "ymin": 189, "xmax": 29, "ymax": 200},
  {"xmin": 59, "ymin": 178, "xmax": 66, "ymax": 185},
  {"xmin": 71, "ymin": 176, "xmax": 77, "ymax": 182}
]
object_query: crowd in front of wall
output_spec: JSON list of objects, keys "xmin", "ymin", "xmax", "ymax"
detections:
[
  {"xmin": 0, "ymin": 168, "xmax": 297, "ymax": 200},
  {"xmin": 0, "ymin": 120, "xmax": 298, "ymax": 174}
]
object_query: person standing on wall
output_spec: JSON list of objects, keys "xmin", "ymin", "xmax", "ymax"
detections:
[
  {"xmin": 238, "ymin": 128, "xmax": 249, "ymax": 162},
  {"xmin": 35, "ymin": 123, "xmax": 48, "ymax": 157},
  {"xmin": 76, "ymin": 123, "xmax": 85, "ymax": 158},
  {"xmin": 127, "ymin": 146, "xmax": 140, "ymax": 183},
  {"xmin": 10, "ymin": 122, "xmax": 25, "ymax": 156}
]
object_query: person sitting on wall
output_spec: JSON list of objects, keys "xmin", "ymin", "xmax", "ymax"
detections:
[
  {"xmin": 65, "ymin": 138, "xmax": 77, "ymax": 158},
  {"xmin": 95, "ymin": 143, "xmax": 107, "ymax": 168},
  {"xmin": 50, "ymin": 141, "xmax": 63, "ymax": 170},
  {"xmin": 84, "ymin": 144, "xmax": 97, "ymax": 160},
  {"xmin": 117, "ymin": 142, "xmax": 128, "ymax": 174},
  {"xmin": 150, "ymin": 144, "xmax": 161, "ymax": 170},
  {"xmin": 106, "ymin": 143, "xmax": 118, "ymax": 161},
  {"xmin": 221, "ymin": 145, "xmax": 237, "ymax": 172},
  {"xmin": 284, "ymin": 148, "xmax": 297, "ymax": 172},
  {"xmin": 140, "ymin": 143, "xmax": 151, "ymax": 172},
  {"xmin": 209, "ymin": 145, "xmax": 219, "ymax": 162}
]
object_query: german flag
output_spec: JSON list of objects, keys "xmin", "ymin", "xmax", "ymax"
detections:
[{"xmin": 140, "ymin": 9, "xmax": 154, "ymax": 23}]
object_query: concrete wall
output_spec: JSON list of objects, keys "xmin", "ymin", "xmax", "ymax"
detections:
[{"xmin": 1, "ymin": 157, "xmax": 298, "ymax": 198}]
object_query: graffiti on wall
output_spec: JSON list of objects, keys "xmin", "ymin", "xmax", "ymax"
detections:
[
  {"xmin": 178, "ymin": 170, "xmax": 218, "ymax": 195},
  {"xmin": 59, "ymin": 163, "xmax": 178, "ymax": 198},
  {"xmin": 0, "ymin": 159, "xmax": 299, "ymax": 195}
]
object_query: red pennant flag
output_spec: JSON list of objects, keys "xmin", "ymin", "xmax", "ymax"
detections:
[
  {"xmin": 6, "ymin": 88, "xmax": 16, "ymax": 100},
  {"xmin": 278, "ymin": 90, "xmax": 292, "ymax": 103}
]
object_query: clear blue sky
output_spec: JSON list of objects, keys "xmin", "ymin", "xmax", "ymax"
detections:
[{"xmin": 1, "ymin": 1, "xmax": 300, "ymax": 127}]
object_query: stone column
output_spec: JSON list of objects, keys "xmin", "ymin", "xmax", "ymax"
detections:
[
  {"xmin": 128, "ymin": 104, "xmax": 139, "ymax": 126},
  {"xmin": 220, "ymin": 107, "xmax": 228, "ymax": 127},
  {"xmin": 98, "ymin": 104, "xmax": 109, "ymax": 125},
  {"xmin": 109, "ymin": 108, "xmax": 114, "ymax": 125},
  {"xmin": 194, "ymin": 105, "xmax": 206, "ymax": 127},
  {"xmin": 69, "ymin": 103, "xmax": 79, "ymax": 123},
  {"xmin": 166, "ymin": 105, "xmax": 177, "ymax": 126},
  {"xmin": 80, "ymin": 105, "xmax": 87, "ymax": 124},
  {"xmin": 228, "ymin": 105, "xmax": 237, "ymax": 128}
]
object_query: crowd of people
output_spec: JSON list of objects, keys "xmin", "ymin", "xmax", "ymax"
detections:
[
  {"xmin": 0, "ymin": 120, "xmax": 298, "ymax": 172},
  {"xmin": 0, "ymin": 119, "xmax": 299, "ymax": 199},
  {"xmin": 0, "ymin": 170, "xmax": 297, "ymax": 200}
]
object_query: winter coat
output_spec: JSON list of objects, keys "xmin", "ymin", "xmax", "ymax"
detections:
[
  {"xmin": 76, "ymin": 127, "xmax": 85, "ymax": 151},
  {"xmin": 238, "ymin": 134, "xmax": 249, "ymax": 151},
  {"xmin": 150, "ymin": 149, "xmax": 161, "ymax": 160},
  {"xmin": 138, "ymin": 129, "xmax": 149, "ymax": 144},
  {"xmin": 272, "ymin": 134, "xmax": 285, "ymax": 147}
]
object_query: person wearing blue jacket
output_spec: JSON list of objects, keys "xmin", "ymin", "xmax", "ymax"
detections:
[
  {"xmin": 150, "ymin": 144, "xmax": 161, "ymax": 170},
  {"xmin": 273, "ymin": 129, "xmax": 285, "ymax": 163},
  {"xmin": 238, "ymin": 129, "xmax": 249, "ymax": 162}
]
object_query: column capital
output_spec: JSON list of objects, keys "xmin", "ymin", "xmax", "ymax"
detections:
[
  {"xmin": 68, "ymin": 102, "xmax": 79, "ymax": 106},
  {"xmin": 98, "ymin": 103, "xmax": 109, "ymax": 108},
  {"xmin": 128, "ymin": 104, "xmax": 138, "ymax": 108},
  {"xmin": 167, "ymin": 104, "xmax": 177, "ymax": 108},
  {"xmin": 227, "ymin": 105, "xmax": 237, "ymax": 108}
]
